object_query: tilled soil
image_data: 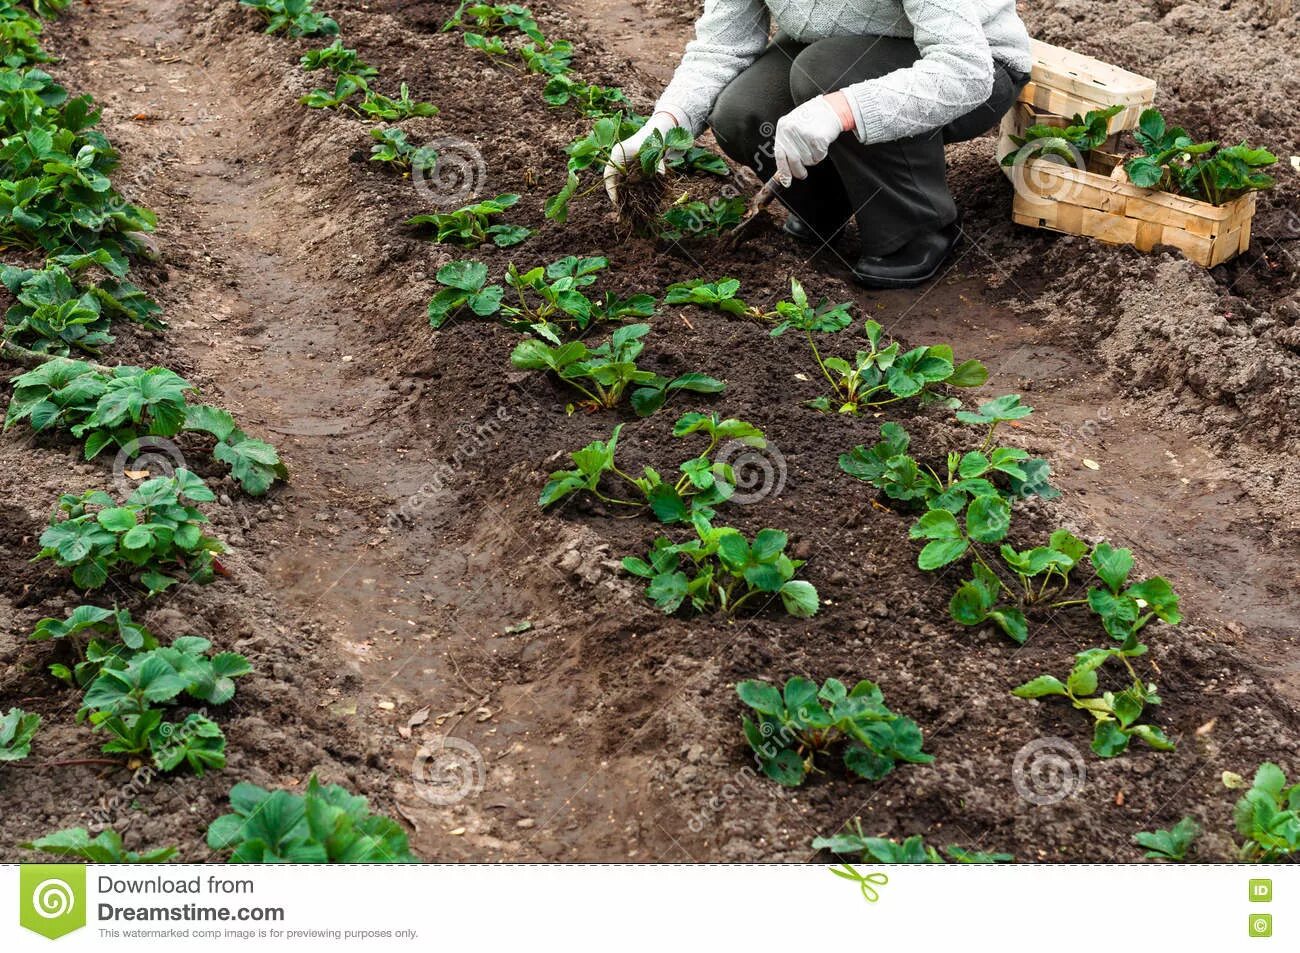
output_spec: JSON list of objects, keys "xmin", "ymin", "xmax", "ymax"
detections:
[{"xmin": 1, "ymin": 0, "xmax": 1297, "ymax": 863}]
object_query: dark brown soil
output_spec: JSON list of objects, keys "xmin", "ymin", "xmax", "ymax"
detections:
[{"xmin": 1, "ymin": 0, "xmax": 1298, "ymax": 864}]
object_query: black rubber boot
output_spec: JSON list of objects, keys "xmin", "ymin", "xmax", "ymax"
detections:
[
  {"xmin": 850, "ymin": 222, "xmax": 960, "ymax": 289},
  {"xmin": 782, "ymin": 213, "xmax": 847, "ymax": 248}
]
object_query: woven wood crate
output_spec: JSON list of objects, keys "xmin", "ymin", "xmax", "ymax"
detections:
[
  {"xmin": 1009, "ymin": 153, "xmax": 1256, "ymax": 267},
  {"xmin": 1020, "ymin": 39, "xmax": 1157, "ymax": 133}
]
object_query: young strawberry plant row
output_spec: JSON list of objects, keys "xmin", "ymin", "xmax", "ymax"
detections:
[{"xmin": 0, "ymin": 0, "xmax": 360, "ymax": 866}]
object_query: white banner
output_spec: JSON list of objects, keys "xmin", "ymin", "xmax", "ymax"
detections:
[{"xmin": 2, "ymin": 864, "xmax": 1291, "ymax": 950}]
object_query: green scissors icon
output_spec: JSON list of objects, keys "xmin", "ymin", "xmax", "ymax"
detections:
[{"xmin": 829, "ymin": 864, "xmax": 889, "ymax": 902}]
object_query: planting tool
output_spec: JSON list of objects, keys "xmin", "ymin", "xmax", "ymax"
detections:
[{"xmin": 724, "ymin": 174, "xmax": 784, "ymax": 250}]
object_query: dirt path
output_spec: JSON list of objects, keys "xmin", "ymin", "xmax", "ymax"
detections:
[{"xmin": 9, "ymin": 0, "xmax": 1293, "ymax": 863}]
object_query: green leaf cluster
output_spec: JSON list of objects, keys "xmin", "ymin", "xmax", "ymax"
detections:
[
  {"xmin": 814, "ymin": 819, "xmax": 1012, "ymax": 863},
  {"xmin": 22, "ymin": 827, "xmax": 178, "ymax": 863},
  {"xmin": 238, "ymin": 0, "xmax": 338, "ymax": 38},
  {"xmin": 511, "ymin": 322, "xmax": 723, "ymax": 415},
  {"xmin": 407, "ymin": 193, "xmax": 529, "ymax": 248},
  {"xmin": 34, "ymin": 469, "xmax": 225, "ymax": 594},
  {"xmin": 369, "ymin": 127, "xmax": 436, "ymax": 173},
  {"xmin": 1233, "ymin": 762, "xmax": 1300, "ymax": 861},
  {"xmin": 624, "ymin": 517, "xmax": 818, "ymax": 618},
  {"xmin": 0, "ymin": 706, "xmax": 40, "ymax": 761},
  {"xmin": 1125, "ymin": 108, "xmax": 1276, "ymax": 206},
  {"xmin": 736, "ymin": 678, "xmax": 930, "ymax": 786},
  {"xmin": 207, "ymin": 776, "xmax": 418, "ymax": 862}
]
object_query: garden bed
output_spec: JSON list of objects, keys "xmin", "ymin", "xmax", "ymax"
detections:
[{"xmin": 0, "ymin": 0, "xmax": 1298, "ymax": 864}]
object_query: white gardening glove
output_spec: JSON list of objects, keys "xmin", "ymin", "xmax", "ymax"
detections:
[
  {"xmin": 604, "ymin": 110, "xmax": 683, "ymax": 205},
  {"xmin": 774, "ymin": 96, "xmax": 847, "ymax": 186}
]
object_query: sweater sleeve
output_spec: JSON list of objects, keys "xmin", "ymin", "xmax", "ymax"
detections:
[
  {"xmin": 844, "ymin": 0, "xmax": 996, "ymax": 145},
  {"xmin": 654, "ymin": 0, "xmax": 771, "ymax": 134}
]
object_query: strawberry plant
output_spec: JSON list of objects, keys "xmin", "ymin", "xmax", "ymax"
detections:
[
  {"xmin": 772, "ymin": 294, "xmax": 987, "ymax": 413},
  {"xmin": 1125, "ymin": 108, "xmax": 1276, "ymax": 206},
  {"xmin": 1000, "ymin": 104, "xmax": 1122, "ymax": 165},
  {"xmin": 510, "ymin": 322, "xmax": 723, "ymax": 415},
  {"xmin": 207, "ymin": 776, "xmax": 418, "ymax": 862},
  {"xmin": 1084, "ymin": 541, "xmax": 1182, "ymax": 641},
  {"xmin": 1231, "ymin": 762, "xmax": 1300, "ymax": 861},
  {"xmin": 1134, "ymin": 817, "xmax": 1199, "ymax": 861},
  {"xmin": 2, "ymin": 259, "xmax": 162, "ymax": 355},
  {"xmin": 442, "ymin": 2, "xmax": 545, "ymax": 42},
  {"xmin": 540, "ymin": 412, "xmax": 760, "ymax": 519},
  {"xmin": 1012, "ymin": 639, "xmax": 1175, "ymax": 758},
  {"xmin": 357, "ymin": 84, "xmax": 438, "ymax": 121},
  {"xmin": 300, "ymin": 39, "xmax": 377, "ymax": 78},
  {"xmin": 541, "ymin": 74, "xmax": 628, "ymax": 117},
  {"xmin": 426, "ymin": 259, "xmax": 504, "ymax": 328},
  {"xmin": 407, "ymin": 193, "xmax": 530, "ymax": 248},
  {"xmin": 501, "ymin": 255, "xmax": 654, "ymax": 336},
  {"xmin": 301, "ymin": 72, "xmax": 367, "ymax": 110},
  {"xmin": 0, "ymin": 706, "xmax": 40, "ymax": 761},
  {"xmin": 5, "ymin": 359, "xmax": 286, "ymax": 495},
  {"xmin": 0, "ymin": 3, "xmax": 54, "ymax": 68},
  {"xmin": 238, "ymin": 0, "xmax": 338, "ymax": 37},
  {"xmin": 665, "ymin": 278, "xmax": 764, "ymax": 319},
  {"xmin": 30, "ymin": 603, "xmax": 151, "ymax": 650},
  {"xmin": 657, "ymin": 195, "xmax": 745, "ymax": 241},
  {"xmin": 35, "ymin": 469, "xmax": 224, "ymax": 595},
  {"xmin": 0, "ymin": 69, "xmax": 156, "ymax": 264},
  {"xmin": 814, "ymin": 820, "xmax": 1012, "ymax": 863},
  {"xmin": 624, "ymin": 516, "xmax": 818, "ymax": 617},
  {"xmin": 369, "ymin": 127, "xmax": 437, "ymax": 174},
  {"xmin": 736, "ymin": 677, "xmax": 929, "ymax": 785},
  {"xmin": 519, "ymin": 39, "xmax": 572, "ymax": 76},
  {"xmin": 840, "ymin": 422, "xmax": 1058, "ymax": 523},
  {"xmin": 22, "ymin": 827, "xmax": 177, "ymax": 863}
]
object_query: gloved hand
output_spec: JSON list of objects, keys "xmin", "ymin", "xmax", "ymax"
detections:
[
  {"xmin": 604, "ymin": 110, "xmax": 684, "ymax": 205},
  {"xmin": 774, "ymin": 95, "xmax": 850, "ymax": 186}
]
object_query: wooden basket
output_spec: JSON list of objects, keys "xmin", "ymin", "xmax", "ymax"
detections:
[
  {"xmin": 997, "ymin": 41, "xmax": 1156, "ymax": 178},
  {"xmin": 1009, "ymin": 151, "xmax": 1256, "ymax": 267}
]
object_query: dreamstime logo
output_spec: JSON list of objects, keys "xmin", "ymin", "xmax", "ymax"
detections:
[
  {"xmin": 112, "ymin": 436, "xmax": 186, "ymax": 496},
  {"xmin": 717, "ymin": 439, "xmax": 786, "ymax": 504},
  {"xmin": 1012, "ymin": 736, "xmax": 1086, "ymax": 806},
  {"xmin": 31, "ymin": 880, "xmax": 75, "ymax": 920},
  {"xmin": 1005, "ymin": 141, "xmax": 1089, "ymax": 207},
  {"xmin": 411, "ymin": 736, "xmax": 486, "ymax": 806},
  {"xmin": 19, "ymin": 865, "xmax": 86, "ymax": 939},
  {"xmin": 413, "ymin": 136, "xmax": 487, "ymax": 209}
]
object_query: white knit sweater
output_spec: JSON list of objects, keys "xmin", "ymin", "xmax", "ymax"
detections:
[{"xmin": 655, "ymin": 0, "xmax": 1032, "ymax": 145}]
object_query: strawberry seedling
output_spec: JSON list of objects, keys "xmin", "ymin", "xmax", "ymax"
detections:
[
  {"xmin": 357, "ymin": 84, "xmax": 439, "ymax": 121},
  {"xmin": 0, "ymin": 707, "xmax": 40, "ymax": 761},
  {"xmin": 665, "ymin": 278, "xmax": 764, "ymax": 319},
  {"xmin": 540, "ymin": 412, "xmax": 761, "ymax": 519},
  {"xmin": 814, "ymin": 820, "xmax": 1012, "ymax": 863},
  {"xmin": 1000, "ymin": 104, "xmax": 1122, "ymax": 165},
  {"xmin": 1134, "ymin": 816, "xmax": 1200, "ymax": 861},
  {"xmin": 1084, "ymin": 541, "xmax": 1182, "ymax": 641},
  {"xmin": 21, "ymin": 827, "xmax": 178, "ymax": 863},
  {"xmin": 519, "ymin": 39, "xmax": 572, "ymax": 76},
  {"xmin": 5, "ymin": 358, "xmax": 286, "ymax": 495},
  {"xmin": 207, "ymin": 775, "xmax": 419, "ymax": 862},
  {"xmin": 624, "ymin": 516, "xmax": 818, "ymax": 617},
  {"xmin": 30, "ymin": 603, "xmax": 151, "ymax": 650},
  {"xmin": 426, "ymin": 259, "xmax": 505, "ymax": 328},
  {"xmin": 238, "ymin": 0, "xmax": 338, "ymax": 37},
  {"xmin": 736, "ymin": 677, "xmax": 929, "ymax": 785},
  {"xmin": 2, "ymin": 260, "xmax": 163, "ymax": 355},
  {"xmin": 300, "ymin": 39, "xmax": 377, "ymax": 78},
  {"xmin": 657, "ymin": 195, "xmax": 745, "ymax": 241},
  {"xmin": 35, "ymin": 469, "xmax": 224, "ymax": 595},
  {"xmin": 369, "ymin": 127, "xmax": 437, "ymax": 173},
  {"xmin": 1012, "ymin": 639, "xmax": 1175, "ymax": 758},
  {"xmin": 407, "ymin": 193, "xmax": 530, "ymax": 248},
  {"xmin": 510, "ymin": 322, "xmax": 724, "ymax": 415},
  {"xmin": 442, "ymin": 2, "xmax": 545, "ymax": 43},
  {"xmin": 1125, "ymin": 108, "xmax": 1276, "ymax": 205},
  {"xmin": 301, "ymin": 72, "xmax": 368, "ymax": 110},
  {"xmin": 541, "ymin": 74, "xmax": 628, "ymax": 117},
  {"xmin": 499, "ymin": 255, "xmax": 655, "ymax": 336},
  {"xmin": 1231, "ymin": 762, "xmax": 1300, "ymax": 861},
  {"xmin": 773, "ymin": 293, "xmax": 987, "ymax": 413}
]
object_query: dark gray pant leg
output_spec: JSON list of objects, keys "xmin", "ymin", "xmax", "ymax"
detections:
[
  {"xmin": 708, "ymin": 33, "xmax": 851, "ymax": 239},
  {"xmin": 790, "ymin": 36, "xmax": 1025, "ymax": 255}
]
